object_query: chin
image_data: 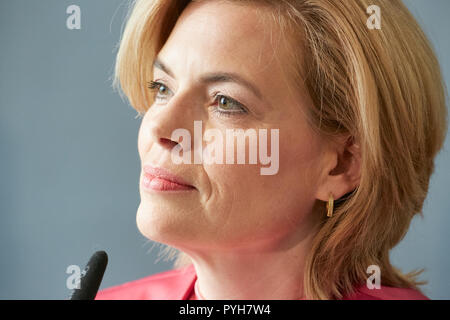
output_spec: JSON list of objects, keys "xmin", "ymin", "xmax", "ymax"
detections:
[{"xmin": 136, "ymin": 202, "xmax": 196, "ymax": 247}]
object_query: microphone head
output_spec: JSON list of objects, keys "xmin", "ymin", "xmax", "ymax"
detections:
[{"xmin": 70, "ymin": 250, "xmax": 108, "ymax": 300}]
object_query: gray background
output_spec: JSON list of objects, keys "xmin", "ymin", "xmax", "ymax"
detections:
[{"xmin": 0, "ymin": 0, "xmax": 449, "ymax": 299}]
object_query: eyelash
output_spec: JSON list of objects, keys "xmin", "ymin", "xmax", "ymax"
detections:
[{"xmin": 147, "ymin": 81, "xmax": 248, "ymax": 118}]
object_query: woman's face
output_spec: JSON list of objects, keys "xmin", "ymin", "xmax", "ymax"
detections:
[{"xmin": 137, "ymin": 0, "xmax": 326, "ymax": 253}]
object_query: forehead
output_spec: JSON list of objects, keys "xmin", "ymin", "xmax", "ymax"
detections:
[{"xmin": 157, "ymin": 0, "xmax": 286, "ymax": 78}]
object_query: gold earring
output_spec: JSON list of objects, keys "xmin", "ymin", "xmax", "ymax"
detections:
[{"xmin": 326, "ymin": 193, "xmax": 334, "ymax": 217}]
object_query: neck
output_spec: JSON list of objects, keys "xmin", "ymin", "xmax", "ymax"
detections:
[{"xmin": 187, "ymin": 225, "xmax": 319, "ymax": 300}]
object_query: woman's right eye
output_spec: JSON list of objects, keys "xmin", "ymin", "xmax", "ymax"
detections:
[{"xmin": 148, "ymin": 81, "xmax": 171, "ymax": 100}]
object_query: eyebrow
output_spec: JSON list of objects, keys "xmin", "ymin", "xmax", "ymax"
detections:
[{"xmin": 153, "ymin": 58, "xmax": 263, "ymax": 100}]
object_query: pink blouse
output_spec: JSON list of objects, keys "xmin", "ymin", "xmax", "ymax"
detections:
[{"xmin": 95, "ymin": 263, "xmax": 429, "ymax": 300}]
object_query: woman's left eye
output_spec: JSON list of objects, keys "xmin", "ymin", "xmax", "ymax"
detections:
[{"xmin": 213, "ymin": 95, "xmax": 248, "ymax": 118}]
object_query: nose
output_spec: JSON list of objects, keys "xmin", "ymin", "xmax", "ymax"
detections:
[
  {"xmin": 158, "ymin": 137, "xmax": 178, "ymax": 151},
  {"xmin": 144, "ymin": 91, "xmax": 201, "ymax": 154}
]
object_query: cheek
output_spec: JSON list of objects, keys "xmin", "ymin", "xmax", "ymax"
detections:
[
  {"xmin": 201, "ymin": 160, "xmax": 314, "ymax": 248},
  {"xmin": 206, "ymin": 163, "xmax": 262, "ymax": 196},
  {"xmin": 202, "ymin": 164, "xmax": 257, "ymax": 211},
  {"xmin": 278, "ymin": 128, "xmax": 323, "ymax": 198},
  {"xmin": 137, "ymin": 120, "xmax": 150, "ymax": 160},
  {"xmin": 201, "ymin": 124, "xmax": 323, "ymax": 214},
  {"xmin": 200, "ymin": 162, "xmax": 267, "ymax": 240}
]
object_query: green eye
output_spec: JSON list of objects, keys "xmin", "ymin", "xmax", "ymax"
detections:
[
  {"xmin": 148, "ymin": 81, "xmax": 171, "ymax": 99},
  {"xmin": 216, "ymin": 95, "xmax": 246, "ymax": 113},
  {"xmin": 158, "ymin": 85, "xmax": 168, "ymax": 94}
]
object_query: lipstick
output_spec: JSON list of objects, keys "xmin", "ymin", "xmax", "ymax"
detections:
[{"xmin": 142, "ymin": 165, "xmax": 195, "ymax": 192}]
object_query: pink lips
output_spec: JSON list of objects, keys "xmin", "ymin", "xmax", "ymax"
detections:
[{"xmin": 142, "ymin": 165, "xmax": 195, "ymax": 192}]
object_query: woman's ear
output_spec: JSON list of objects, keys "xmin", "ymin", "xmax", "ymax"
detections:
[{"xmin": 315, "ymin": 136, "xmax": 361, "ymax": 202}]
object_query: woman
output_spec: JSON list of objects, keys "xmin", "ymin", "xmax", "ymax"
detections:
[{"xmin": 95, "ymin": 0, "xmax": 447, "ymax": 300}]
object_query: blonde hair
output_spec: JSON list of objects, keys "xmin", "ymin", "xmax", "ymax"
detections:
[{"xmin": 113, "ymin": 0, "xmax": 448, "ymax": 299}]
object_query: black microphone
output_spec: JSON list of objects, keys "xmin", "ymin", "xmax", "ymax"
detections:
[{"xmin": 70, "ymin": 250, "xmax": 108, "ymax": 300}]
